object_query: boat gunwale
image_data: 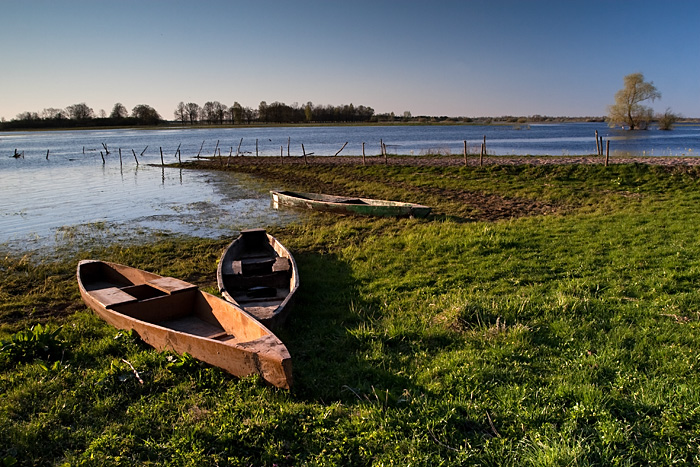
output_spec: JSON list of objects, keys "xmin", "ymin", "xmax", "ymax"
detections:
[
  {"xmin": 77, "ymin": 259, "xmax": 292, "ymax": 388},
  {"xmin": 216, "ymin": 231, "xmax": 299, "ymax": 328},
  {"xmin": 271, "ymin": 190, "xmax": 432, "ymax": 218}
]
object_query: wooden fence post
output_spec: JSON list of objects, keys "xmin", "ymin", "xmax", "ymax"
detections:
[
  {"xmin": 595, "ymin": 130, "xmax": 600, "ymax": 155},
  {"xmin": 605, "ymin": 140, "xmax": 610, "ymax": 167},
  {"xmin": 362, "ymin": 142, "xmax": 366, "ymax": 165},
  {"xmin": 335, "ymin": 142, "xmax": 348, "ymax": 156},
  {"xmin": 463, "ymin": 140, "xmax": 467, "ymax": 166}
]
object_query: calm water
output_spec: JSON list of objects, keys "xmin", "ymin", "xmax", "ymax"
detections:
[{"xmin": 1, "ymin": 123, "xmax": 699, "ymax": 254}]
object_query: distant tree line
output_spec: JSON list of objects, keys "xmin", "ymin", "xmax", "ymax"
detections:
[
  {"xmin": 4, "ymin": 97, "xmax": 694, "ymax": 131},
  {"xmin": 173, "ymin": 101, "xmax": 375, "ymax": 125},
  {"xmin": 1, "ymin": 102, "xmax": 162, "ymax": 130},
  {"xmin": 1, "ymin": 99, "xmax": 378, "ymax": 130}
]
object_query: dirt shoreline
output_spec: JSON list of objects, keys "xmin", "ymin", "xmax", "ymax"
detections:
[
  {"xmin": 180, "ymin": 154, "xmax": 700, "ymax": 223},
  {"xmin": 185, "ymin": 154, "xmax": 700, "ymax": 167}
]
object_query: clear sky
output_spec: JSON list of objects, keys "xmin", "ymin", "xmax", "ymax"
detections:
[{"xmin": 2, "ymin": 0, "xmax": 699, "ymax": 121}]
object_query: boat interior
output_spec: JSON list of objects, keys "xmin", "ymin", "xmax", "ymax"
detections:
[
  {"xmin": 279, "ymin": 191, "xmax": 368, "ymax": 205},
  {"xmin": 220, "ymin": 230, "xmax": 293, "ymax": 313},
  {"xmin": 80, "ymin": 261, "xmax": 266, "ymax": 343}
]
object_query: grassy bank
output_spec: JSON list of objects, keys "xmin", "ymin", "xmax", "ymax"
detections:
[{"xmin": 2, "ymin": 162, "xmax": 700, "ymax": 465}]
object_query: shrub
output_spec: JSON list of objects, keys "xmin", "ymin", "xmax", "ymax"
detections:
[
  {"xmin": 0, "ymin": 323, "xmax": 64, "ymax": 365},
  {"xmin": 657, "ymin": 108, "xmax": 680, "ymax": 130}
]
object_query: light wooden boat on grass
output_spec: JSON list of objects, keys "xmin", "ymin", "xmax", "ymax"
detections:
[
  {"xmin": 77, "ymin": 259, "xmax": 292, "ymax": 389},
  {"xmin": 217, "ymin": 229, "xmax": 298, "ymax": 329},
  {"xmin": 271, "ymin": 190, "xmax": 431, "ymax": 218}
]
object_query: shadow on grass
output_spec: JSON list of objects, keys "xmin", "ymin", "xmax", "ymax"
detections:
[{"xmin": 278, "ymin": 251, "xmax": 430, "ymax": 402}]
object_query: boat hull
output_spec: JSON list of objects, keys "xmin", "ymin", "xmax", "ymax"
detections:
[
  {"xmin": 77, "ymin": 260, "xmax": 292, "ymax": 389},
  {"xmin": 271, "ymin": 190, "xmax": 431, "ymax": 218},
  {"xmin": 217, "ymin": 229, "xmax": 299, "ymax": 328}
]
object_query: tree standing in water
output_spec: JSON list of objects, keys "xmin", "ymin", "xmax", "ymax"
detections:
[{"xmin": 607, "ymin": 72, "xmax": 660, "ymax": 130}]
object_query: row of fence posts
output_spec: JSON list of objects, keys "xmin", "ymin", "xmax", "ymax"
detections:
[
  {"xmin": 461, "ymin": 135, "xmax": 488, "ymax": 166},
  {"xmin": 15, "ymin": 133, "xmax": 614, "ymax": 166},
  {"xmin": 90, "ymin": 143, "xmax": 150, "ymax": 166}
]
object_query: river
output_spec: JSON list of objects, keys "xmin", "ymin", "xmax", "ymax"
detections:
[{"xmin": 1, "ymin": 123, "xmax": 699, "ymax": 255}]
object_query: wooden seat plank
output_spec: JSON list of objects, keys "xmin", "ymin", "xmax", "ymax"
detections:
[
  {"xmin": 90, "ymin": 287, "xmax": 138, "ymax": 309},
  {"xmin": 147, "ymin": 277, "xmax": 197, "ymax": 294}
]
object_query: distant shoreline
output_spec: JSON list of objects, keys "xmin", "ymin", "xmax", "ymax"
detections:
[{"xmin": 3, "ymin": 118, "xmax": 699, "ymax": 133}]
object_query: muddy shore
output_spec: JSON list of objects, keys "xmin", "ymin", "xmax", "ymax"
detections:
[{"xmin": 185, "ymin": 154, "xmax": 700, "ymax": 168}]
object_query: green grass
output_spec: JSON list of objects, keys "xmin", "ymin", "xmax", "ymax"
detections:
[{"xmin": 2, "ymin": 162, "xmax": 700, "ymax": 465}]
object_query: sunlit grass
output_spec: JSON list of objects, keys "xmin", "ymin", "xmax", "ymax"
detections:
[{"xmin": 2, "ymin": 163, "xmax": 700, "ymax": 464}]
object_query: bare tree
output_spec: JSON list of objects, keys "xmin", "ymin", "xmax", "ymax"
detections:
[
  {"xmin": 131, "ymin": 104, "xmax": 161, "ymax": 125},
  {"xmin": 202, "ymin": 101, "xmax": 216, "ymax": 124},
  {"xmin": 110, "ymin": 102, "xmax": 128, "ymax": 119},
  {"xmin": 16, "ymin": 111, "xmax": 39, "ymax": 121},
  {"xmin": 212, "ymin": 101, "xmax": 227, "ymax": 124},
  {"xmin": 41, "ymin": 108, "xmax": 66, "ymax": 120},
  {"xmin": 66, "ymin": 102, "xmax": 94, "ymax": 120},
  {"xmin": 184, "ymin": 102, "xmax": 200, "ymax": 124},
  {"xmin": 607, "ymin": 73, "xmax": 660, "ymax": 130},
  {"xmin": 174, "ymin": 102, "xmax": 187, "ymax": 123}
]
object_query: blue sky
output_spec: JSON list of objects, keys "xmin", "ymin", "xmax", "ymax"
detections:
[{"xmin": 2, "ymin": 0, "xmax": 699, "ymax": 121}]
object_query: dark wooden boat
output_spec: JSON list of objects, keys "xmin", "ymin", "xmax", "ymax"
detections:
[
  {"xmin": 77, "ymin": 259, "xmax": 292, "ymax": 389},
  {"xmin": 271, "ymin": 190, "xmax": 431, "ymax": 218},
  {"xmin": 217, "ymin": 229, "xmax": 298, "ymax": 328}
]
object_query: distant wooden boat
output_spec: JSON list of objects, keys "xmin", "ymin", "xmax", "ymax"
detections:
[
  {"xmin": 217, "ymin": 229, "xmax": 298, "ymax": 329},
  {"xmin": 77, "ymin": 260, "xmax": 292, "ymax": 389},
  {"xmin": 271, "ymin": 190, "xmax": 431, "ymax": 218}
]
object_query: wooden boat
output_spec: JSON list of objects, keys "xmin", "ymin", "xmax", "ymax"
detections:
[
  {"xmin": 270, "ymin": 190, "xmax": 431, "ymax": 218},
  {"xmin": 77, "ymin": 260, "xmax": 292, "ymax": 389},
  {"xmin": 217, "ymin": 229, "xmax": 298, "ymax": 329}
]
